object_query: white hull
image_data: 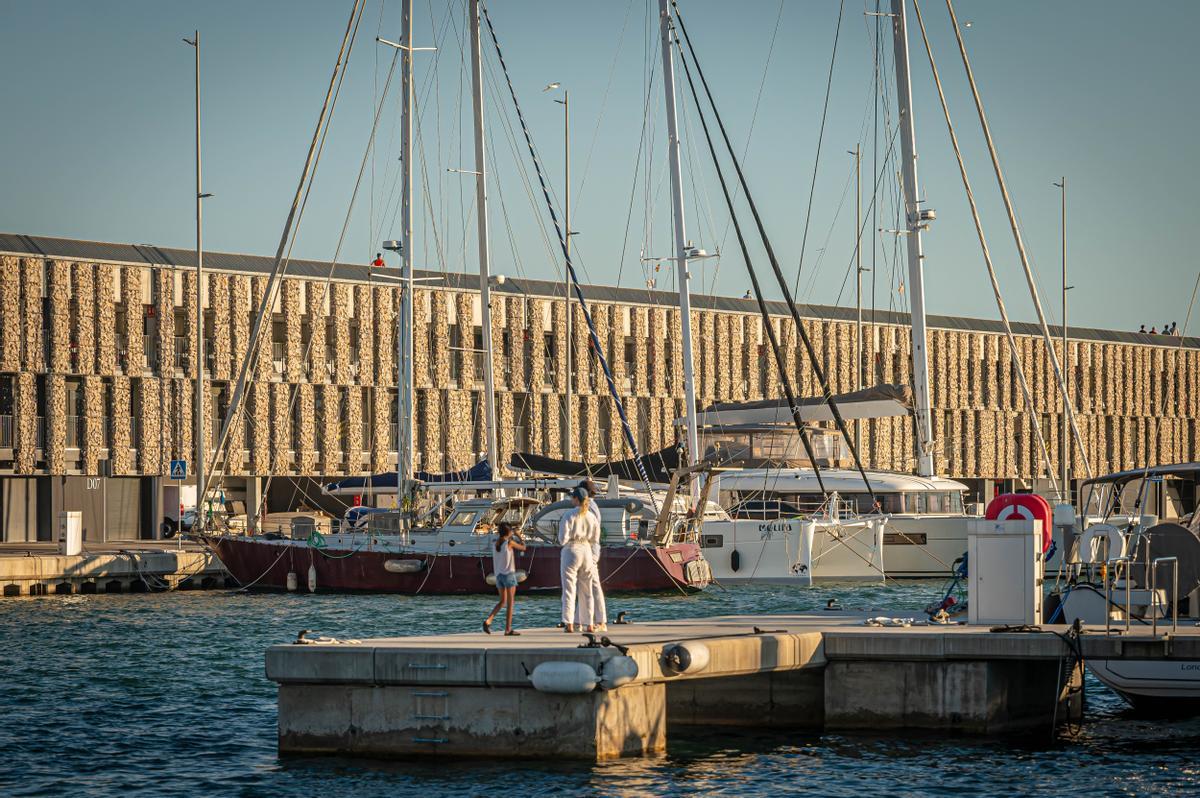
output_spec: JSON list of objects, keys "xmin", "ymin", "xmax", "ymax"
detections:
[
  {"xmin": 878, "ymin": 515, "xmax": 970, "ymax": 578},
  {"xmin": 702, "ymin": 518, "xmax": 884, "ymax": 584},
  {"xmin": 1089, "ymin": 659, "xmax": 1200, "ymax": 707}
]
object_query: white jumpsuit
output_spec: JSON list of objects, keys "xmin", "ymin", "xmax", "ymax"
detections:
[
  {"xmin": 574, "ymin": 500, "xmax": 607, "ymax": 628},
  {"xmin": 558, "ymin": 507, "xmax": 598, "ymax": 627}
]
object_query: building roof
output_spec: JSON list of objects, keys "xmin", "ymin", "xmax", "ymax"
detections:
[{"xmin": 1, "ymin": 231, "xmax": 1193, "ymax": 349}]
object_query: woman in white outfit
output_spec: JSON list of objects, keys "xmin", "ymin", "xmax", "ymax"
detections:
[
  {"xmin": 558, "ymin": 487, "xmax": 598, "ymax": 633},
  {"xmin": 574, "ymin": 481, "xmax": 607, "ymax": 632}
]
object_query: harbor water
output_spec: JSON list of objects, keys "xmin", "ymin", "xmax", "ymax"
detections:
[{"xmin": 3, "ymin": 583, "xmax": 1199, "ymax": 797}]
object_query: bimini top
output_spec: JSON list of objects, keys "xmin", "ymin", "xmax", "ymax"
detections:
[
  {"xmin": 683, "ymin": 384, "xmax": 913, "ymax": 429},
  {"xmin": 714, "ymin": 467, "xmax": 967, "ymax": 494},
  {"xmin": 1081, "ymin": 462, "xmax": 1200, "ymax": 488}
]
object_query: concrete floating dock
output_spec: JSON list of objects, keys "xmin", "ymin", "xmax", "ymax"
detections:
[
  {"xmin": 0, "ymin": 542, "xmax": 230, "ymax": 597},
  {"xmin": 264, "ymin": 613, "xmax": 1200, "ymax": 760}
]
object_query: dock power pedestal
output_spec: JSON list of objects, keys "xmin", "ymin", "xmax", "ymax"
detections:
[{"xmin": 967, "ymin": 519, "xmax": 1043, "ymax": 626}]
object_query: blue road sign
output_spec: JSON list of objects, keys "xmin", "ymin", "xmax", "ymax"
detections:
[{"xmin": 170, "ymin": 460, "xmax": 187, "ymax": 480}]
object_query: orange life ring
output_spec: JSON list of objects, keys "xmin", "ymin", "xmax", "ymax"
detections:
[{"xmin": 984, "ymin": 493, "xmax": 1053, "ymax": 552}]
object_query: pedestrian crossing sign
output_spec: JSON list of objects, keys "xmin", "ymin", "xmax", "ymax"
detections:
[{"xmin": 170, "ymin": 460, "xmax": 187, "ymax": 480}]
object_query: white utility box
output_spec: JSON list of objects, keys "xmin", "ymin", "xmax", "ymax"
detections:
[
  {"xmin": 58, "ymin": 511, "xmax": 83, "ymax": 556},
  {"xmin": 967, "ymin": 518, "xmax": 1043, "ymax": 626}
]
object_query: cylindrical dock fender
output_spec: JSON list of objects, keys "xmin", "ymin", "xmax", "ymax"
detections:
[
  {"xmin": 730, "ymin": 549, "xmax": 741, "ymax": 573},
  {"xmin": 660, "ymin": 641, "xmax": 710, "ymax": 676},
  {"xmin": 530, "ymin": 661, "xmax": 598, "ymax": 694},
  {"xmin": 307, "ymin": 564, "xmax": 317, "ymax": 593},
  {"xmin": 286, "ymin": 571, "xmax": 298, "ymax": 592},
  {"xmin": 599, "ymin": 655, "xmax": 639, "ymax": 689},
  {"xmin": 384, "ymin": 559, "xmax": 426, "ymax": 574},
  {"xmin": 797, "ymin": 521, "xmax": 815, "ymax": 586},
  {"xmin": 484, "ymin": 569, "xmax": 528, "ymax": 586}
]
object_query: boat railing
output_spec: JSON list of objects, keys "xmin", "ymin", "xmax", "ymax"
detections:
[{"xmin": 1151, "ymin": 556, "xmax": 1179, "ymax": 636}]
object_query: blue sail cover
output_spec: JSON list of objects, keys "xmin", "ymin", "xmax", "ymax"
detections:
[{"xmin": 323, "ymin": 460, "xmax": 493, "ymax": 494}]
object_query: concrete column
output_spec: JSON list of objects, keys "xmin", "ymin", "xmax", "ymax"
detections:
[
  {"xmin": 46, "ymin": 374, "xmax": 66, "ymax": 473},
  {"xmin": 283, "ymin": 279, "xmax": 304, "ymax": 383},
  {"xmin": 211, "ymin": 273, "xmax": 231, "ymax": 380},
  {"xmin": 110, "ymin": 376, "xmax": 132, "ymax": 475},
  {"xmin": 412, "ymin": 288, "xmax": 431, "ymax": 389},
  {"xmin": 333, "ymin": 284, "xmax": 350, "ymax": 384},
  {"xmin": 72, "ymin": 263, "xmax": 97, "ymax": 375},
  {"xmin": 250, "ymin": 382, "xmax": 271, "ymax": 475},
  {"xmin": 82, "ymin": 375, "xmax": 104, "ymax": 474},
  {"xmin": 231, "ymin": 275, "xmax": 252, "ymax": 380},
  {"xmin": 14, "ymin": 372, "xmax": 37, "ymax": 473},
  {"xmin": 355, "ymin": 283, "xmax": 375, "ymax": 388},
  {"xmin": 345, "ymin": 385, "xmax": 364, "ymax": 472},
  {"xmin": 296, "ymin": 383, "xmax": 317, "ymax": 473},
  {"xmin": 20, "ymin": 258, "xmax": 43, "ymax": 374},
  {"xmin": 47, "ymin": 261, "xmax": 71, "ymax": 375},
  {"xmin": 550, "ymin": 299, "xmax": 568, "ymax": 396},
  {"xmin": 306, "ymin": 282, "xmax": 328, "ymax": 385},
  {"xmin": 375, "ymin": 284, "xmax": 397, "ymax": 388},
  {"xmin": 430, "ymin": 291, "xmax": 451, "ymax": 388},
  {"xmin": 0, "ymin": 256, "xmax": 20, "ymax": 371},
  {"xmin": 271, "ymin": 382, "xmax": 291, "ymax": 474},
  {"xmin": 251, "ymin": 276, "xmax": 273, "ymax": 383},
  {"xmin": 320, "ymin": 383, "xmax": 340, "ymax": 475},
  {"xmin": 371, "ymin": 386, "xmax": 391, "ymax": 473},
  {"xmin": 139, "ymin": 376, "xmax": 162, "ymax": 474}
]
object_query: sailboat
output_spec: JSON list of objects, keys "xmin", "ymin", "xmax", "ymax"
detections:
[{"xmin": 203, "ymin": 0, "xmax": 711, "ymax": 595}]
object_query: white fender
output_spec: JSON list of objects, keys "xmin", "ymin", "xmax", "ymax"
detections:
[
  {"xmin": 307, "ymin": 564, "xmax": 317, "ymax": 593},
  {"xmin": 530, "ymin": 661, "xmax": 598, "ymax": 694},
  {"xmin": 599, "ymin": 655, "xmax": 639, "ymax": 689},
  {"xmin": 384, "ymin": 559, "xmax": 426, "ymax": 574},
  {"xmin": 484, "ymin": 569, "xmax": 528, "ymax": 586},
  {"xmin": 661, "ymin": 641, "xmax": 710, "ymax": 675},
  {"xmin": 286, "ymin": 571, "xmax": 298, "ymax": 592},
  {"xmin": 797, "ymin": 521, "xmax": 815, "ymax": 586}
]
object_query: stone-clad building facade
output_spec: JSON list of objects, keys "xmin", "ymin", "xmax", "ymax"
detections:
[{"xmin": 0, "ymin": 234, "xmax": 1197, "ymax": 540}]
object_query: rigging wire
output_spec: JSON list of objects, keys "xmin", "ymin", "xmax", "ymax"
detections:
[
  {"xmin": 671, "ymin": 24, "xmax": 828, "ymax": 494},
  {"xmin": 479, "ymin": 0, "xmax": 658, "ymax": 505},
  {"xmin": 204, "ymin": 0, "xmax": 365, "ymax": 511},
  {"xmin": 790, "ymin": 0, "xmax": 847, "ymax": 297},
  {"xmin": 669, "ymin": 0, "xmax": 878, "ymax": 507},
  {"xmin": 942, "ymin": 0, "xmax": 1092, "ymax": 482},
  {"xmin": 909, "ymin": 0, "xmax": 1058, "ymax": 494}
]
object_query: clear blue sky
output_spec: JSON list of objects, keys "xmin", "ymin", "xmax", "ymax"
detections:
[{"xmin": 2, "ymin": 0, "xmax": 1196, "ymax": 332}]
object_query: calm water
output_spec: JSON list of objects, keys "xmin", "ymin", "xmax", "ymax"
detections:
[{"xmin": 2, "ymin": 582, "xmax": 1199, "ymax": 797}]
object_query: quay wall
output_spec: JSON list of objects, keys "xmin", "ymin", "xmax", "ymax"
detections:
[{"xmin": 0, "ymin": 234, "xmax": 1196, "ymax": 496}]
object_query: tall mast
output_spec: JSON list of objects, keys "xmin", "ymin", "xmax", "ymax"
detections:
[
  {"xmin": 397, "ymin": 0, "xmax": 415, "ymax": 499},
  {"xmin": 187, "ymin": 30, "xmax": 207, "ymax": 527},
  {"xmin": 469, "ymin": 0, "xmax": 499, "ymax": 473},
  {"xmin": 562, "ymin": 91, "xmax": 573, "ymax": 461},
  {"xmin": 1057, "ymin": 175, "xmax": 1069, "ymax": 499},
  {"xmin": 852, "ymin": 144, "xmax": 862, "ymax": 453},
  {"xmin": 890, "ymin": 0, "xmax": 935, "ymax": 478},
  {"xmin": 659, "ymin": 0, "xmax": 699, "ymax": 501}
]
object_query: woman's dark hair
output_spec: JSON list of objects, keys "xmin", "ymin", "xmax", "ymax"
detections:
[{"xmin": 494, "ymin": 522, "xmax": 515, "ymax": 552}]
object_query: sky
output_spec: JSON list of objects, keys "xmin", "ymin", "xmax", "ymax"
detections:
[{"xmin": 2, "ymin": 0, "xmax": 1197, "ymax": 333}]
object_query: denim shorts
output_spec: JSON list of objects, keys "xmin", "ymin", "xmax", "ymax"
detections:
[{"xmin": 495, "ymin": 571, "xmax": 519, "ymax": 588}]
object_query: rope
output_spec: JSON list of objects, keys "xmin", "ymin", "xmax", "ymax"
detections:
[
  {"xmin": 479, "ymin": 1, "xmax": 657, "ymax": 506},
  {"xmin": 232, "ymin": 544, "xmax": 292, "ymax": 592}
]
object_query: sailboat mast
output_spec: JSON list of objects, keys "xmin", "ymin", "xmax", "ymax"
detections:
[
  {"xmin": 890, "ymin": 0, "xmax": 936, "ymax": 478},
  {"xmin": 397, "ymin": 0, "xmax": 415, "ymax": 499},
  {"xmin": 469, "ymin": 0, "xmax": 499, "ymax": 475},
  {"xmin": 188, "ymin": 30, "xmax": 206, "ymax": 529},
  {"xmin": 659, "ymin": 0, "xmax": 699, "ymax": 500}
]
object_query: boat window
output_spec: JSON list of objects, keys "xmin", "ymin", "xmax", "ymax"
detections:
[
  {"xmin": 446, "ymin": 510, "xmax": 478, "ymax": 528},
  {"xmin": 950, "ymin": 492, "xmax": 964, "ymax": 513},
  {"xmin": 926, "ymin": 492, "xmax": 946, "ymax": 513}
]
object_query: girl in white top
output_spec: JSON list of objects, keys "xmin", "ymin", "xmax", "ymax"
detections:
[
  {"xmin": 558, "ymin": 487, "xmax": 599, "ymax": 632},
  {"xmin": 484, "ymin": 523, "xmax": 526, "ymax": 636}
]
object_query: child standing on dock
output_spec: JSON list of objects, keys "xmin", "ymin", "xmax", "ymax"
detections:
[{"xmin": 484, "ymin": 522, "xmax": 526, "ymax": 636}]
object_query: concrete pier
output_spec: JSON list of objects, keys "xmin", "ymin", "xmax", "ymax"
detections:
[
  {"xmin": 265, "ymin": 613, "xmax": 1196, "ymax": 760},
  {"xmin": 0, "ymin": 541, "xmax": 230, "ymax": 596}
]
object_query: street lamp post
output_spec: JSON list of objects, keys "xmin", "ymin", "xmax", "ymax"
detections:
[{"xmin": 545, "ymin": 83, "xmax": 573, "ymax": 459}]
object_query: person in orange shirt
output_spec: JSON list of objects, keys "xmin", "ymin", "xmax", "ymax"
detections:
[{"xmin": 371, "ymin": 252, "xmax": 385, "ymax": 268}]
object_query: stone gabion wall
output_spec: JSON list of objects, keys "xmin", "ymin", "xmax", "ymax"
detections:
[{"xmin": 1, "ymin": 254, "xmax": 1197, "ymax": 485}]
